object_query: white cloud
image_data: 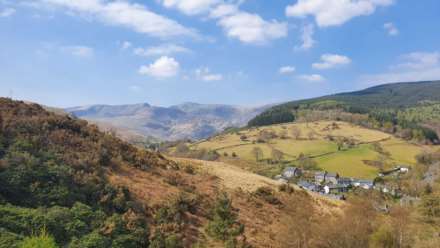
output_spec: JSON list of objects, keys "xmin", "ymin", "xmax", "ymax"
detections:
[
  {"xmin": 161, "ymin": 0, "xmax": 220, "ymax": 15},
  {"xmin": 121, "ymin": 41, "xmax": 132, "ymax": 50},
  {"xmin": 134, "ymin": 44, "xmax": 191, "ymax": 57},
  {"xmin": 299, "ymin": 74, "xmax": 325, "ymax": 82},
  {"xmin": 286, "ymin": 0, "xmax": 394, "ymax": 27},
  {"xmin": 35, "ymin": 0, "xmax": 196, "ymax": 38},
  {"xmin": 295, "ymin": 23, "xmax": 315, "ymax": 50},
  {"xmin": 312, "ymin": 53, "xmax": 351, "ymax": 69},
  {"xmin": 195, "ymin": 67, "xmax": 223, "ymax": 81},
  {"xmin": 0, "ymin": 7, "xmax": 15, "ymax": 17},
  {"xmin": 217, "ymin": 11, "xmax": 287, "ymax": 44},
  {"xmin": 384, "ymin": 22, "xmax": 399, "ymax": 36},
  {"xmin": 62, "ymin": 45, "xmax": 94, "ymax": 58},
  {"xmin": 158, "ymin": 0, "xmax": 286, "ymax": 44},
  {"xmin": 279, "ymin": 66, "xmax": 296, "ymax": 74},
  {"xmin": 138, "ymin": 56, "xmax": 180, "ymax": 78},
  {"xmin": 360, "ymin": 51, "xmax": 440, "ymax": 85},
  {"xmin": 209, "ymin": 3, "xmax": 238, "ymax": 18}
]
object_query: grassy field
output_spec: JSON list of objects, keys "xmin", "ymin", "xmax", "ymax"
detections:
[{"xmin": 192, "ymin": 121, "xmax": 429, "ymax": 179}]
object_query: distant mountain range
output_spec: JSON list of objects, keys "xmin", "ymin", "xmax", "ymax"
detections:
[{"xmin": 66, "ymin": 102, "xmax": 272, "ymax": 141}]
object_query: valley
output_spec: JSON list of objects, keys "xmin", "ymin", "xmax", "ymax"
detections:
[{"xmin": 189, "ymin": 121, "xmax": 427, "ymax": 179}]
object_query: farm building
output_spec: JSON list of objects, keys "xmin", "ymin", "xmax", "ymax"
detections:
[
  {"xmin": 282, "ymin": 167, "xmax": 302, "ymax": 179},
  {"xmin": 315, "ymin": 171, "xmax": 339, "ymax": 184}
]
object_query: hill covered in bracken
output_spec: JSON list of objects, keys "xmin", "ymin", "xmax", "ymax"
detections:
[{"xmin": 2, "ymin": 98, "xmax": 440, "ymax": 248}]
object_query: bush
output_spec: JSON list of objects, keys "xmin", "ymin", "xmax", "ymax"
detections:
[
  {"xmin": 254, "ymin": 187, "xmax": 282, "ymax": 205},
  {"xmin": 19, "ymin": 229, "xmax": 58, "ymax": 248},
  {"xmin": 278, "ymin": 184, "xmax": 294, "ymax": 194},
  {"xmin": 207, "ymin": 193, "xmax": 244, "ymax": 243}
]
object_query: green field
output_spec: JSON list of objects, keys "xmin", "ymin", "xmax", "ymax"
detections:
[{"xmin": 192, "ymin": 121, "xmax": 429, "ymax": 179}]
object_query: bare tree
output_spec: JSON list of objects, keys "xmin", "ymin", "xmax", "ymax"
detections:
[
  {"xmin": 251, "ymin": 147, "xmax": 264, "ymax": 162},
  {"xmin": 271, "ymin": 148, "xmax": 283, "ymax": 162},
  {"xmin": 291, "ymin": 126, "xmax": 302, "ymax": 140}
]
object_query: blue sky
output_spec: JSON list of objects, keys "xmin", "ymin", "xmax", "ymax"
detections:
[{"xmin": 1, "ymin": 0, "xmax": 440, "ymax": 107}]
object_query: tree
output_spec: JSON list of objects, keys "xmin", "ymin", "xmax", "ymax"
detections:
[
  {"xmin": 297, "ymin": 153, "xmax": 318, "ymax": 170},
  {"xmin": 271, "ymin": 149, "xmax": 283, "ymax": 163},
  {"xmin": 20, "ymin": 230, "xmax": 58, "ymax": 248},
  {"xmin": 420, "ymin": 194, "xmax": 440, "ymax": 223},
  {"xmin": 279, "ymin": 130, "xmax": 288, "ymax": 139},
  {"xmin": 390, "ymin": 206, "xmax": 413, "ymax": 248},
  {"xmin": 251, "ymin": 147, "xmax": 263, "ymax": 162},
  {"xmin": 207, "ymin": 193, "xmax": 243, "ymax": 242},
  {"xmin": 291, "ymin": 126, "xmax": 301, "ymax": 140}
]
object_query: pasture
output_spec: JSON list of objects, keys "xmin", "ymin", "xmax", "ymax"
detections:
[{"xmin": 192, "ymin": 121, "xmax": 428, "ymax": 179}]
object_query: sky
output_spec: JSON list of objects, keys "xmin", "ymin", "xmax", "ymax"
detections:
[{"xmin": 1, "ymin": 0, "xmax": 440, "ymax": 108}]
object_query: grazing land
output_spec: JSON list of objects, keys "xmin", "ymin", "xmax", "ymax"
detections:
[{"xmin": 192, "ymin": 121, "xmax": 428, "ymax": 179}]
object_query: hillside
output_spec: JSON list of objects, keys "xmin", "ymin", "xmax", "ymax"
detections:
[
  {"xmin": 191, "ymin": 121, "xmax": 430, "ymax": 179},
  {"xmin": 0, "ymin": 98, "xmax": 349, "ymax": 248},
  {"xmin": 249, "ymin": 80, "xmax": 440, "ymax": 128},
  {"xmin": 66, "ymin": 102, "xmax": 271, "ymax": 142}
]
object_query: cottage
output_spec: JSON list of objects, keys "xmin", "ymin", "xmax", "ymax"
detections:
[
  {"xmin": 282, "ymin": 167, "xmax": 302, "ymax": 179},
  {"xmin": 324, "ymin": 184, "xmax": 350, "ymax": 194},
  {"xmin": 298, "ymin": 181, "xmax": 318, "ymax": 192},
  {"xmin": 337, "ymin": 177, "xmax": 352, "ymax": 185},
  {"xmin": 315, "ymin": 171, "xmax": 339, "ymax": 184}
]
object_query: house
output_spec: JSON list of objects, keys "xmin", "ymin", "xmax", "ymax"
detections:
[
  {"xmin": 315, "ymin": 172, "xmax": 326, "ymax": 183},
  {"xmin": 282, "ymin": 167, "xmax": 302, "ymax": 179},
  {"xmin": 353, "ymin": 179, "xmax": 374, "ymax": 189},
  {"xmin": 337, "ymin": 177, "xmax": 352, "ymax": 185},
  {"xmin": 324, "ymin": 184, "xmax": 350, "ymax": 194},
  {"xmin": 397, "ymin": 166, "xmax": 410, "ymax": 173},
  {"xmin": 298, "ymin": 181, "xmax": 318, "ymax": 192},
  {"xmin": 315, "ymin": 171, "xmax": 339, "ymax": 184}
]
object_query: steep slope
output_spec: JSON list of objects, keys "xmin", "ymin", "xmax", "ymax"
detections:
[
  {"xmin": 0, "ymin": 98, "xmax": 343, "ymax": 248},
  {"xmin": 249, "ymin": 80, "xmax": 440, "ymax": 127},
  {"xmin": 66, "ymin": 102, "xmax": 271, "ymax": 141}
]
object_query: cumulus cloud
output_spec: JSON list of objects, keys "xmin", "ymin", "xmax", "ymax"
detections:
[
  {"xmin": 209, "ymin": 3, "xmax": 238, "ymax": 18},
  {"xmin": 286, "ymin": 0, "xmax": 394, "ymax": 27},
  {"xmin": 158, "ymin": 0, "xmax": 287, "ymax": 44},
  {"xmin": 34, "ymin": 0, "xmax": 196, "ymax": 38},
  {"xmin": 299, "ymin": 74, "xmax": 325, "ymax": 82},
  {"xmin": 384, "ymin": 22, "xmax": 399, "ymax": 36},
  {"xmin": 134, "ymin": 44, "xmax": 191, "ymax": 57},
  {"xmin": 279, "ymin": 66, "xmax": 296, "ymax": 74},
  {"xmin": 138, "ymin": 56, "xmax": 180, "ymax": 78},
  {"xmin": 295, "ymin": 23, "xmax": 315, "ymax": 50},
  {"xmin": 62, "ymin": 45, "xmax": 94, "ymax": 58},
  {"xmin": 161, "ymin": 0, "xmax": 220, "ymax": 15},
  {"xmin": 217, "ymin": 11, "xmax": 287, "ymax": 44},
  {"xmin": 312, "ymin": 54, "xmax": 351, "ymax": 69},
  {"xmin": 0, "ymin": 7, "xmax": 15, "ymax": 17},
  {"xmin": 360, "ymin": 51, "xmax": 440, "ymax": 85},
  {"xmin": 195, "ymin": 67, "xmax": 223, "ymax": 81}
]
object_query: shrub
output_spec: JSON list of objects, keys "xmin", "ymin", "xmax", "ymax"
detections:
[
  {"xmin": 254, "ymin": 187, "xmax": 282, "ymax": 205},
  {"xmin": 207, "ymin": 193, "xmax": 244, "ymax": 243},
  {"xmin": 19, "ymin": 229, "xmax": 58, "ymax": 248}
]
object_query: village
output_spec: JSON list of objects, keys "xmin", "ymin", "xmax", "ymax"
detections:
[{"xmin": 274, "ymin": 165, "xmax": 410, "ymax": 200}]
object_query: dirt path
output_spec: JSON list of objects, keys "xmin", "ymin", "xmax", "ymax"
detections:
[{"xmin": 175, "ymin": 158, "xmax": 286, "ymax": 192}]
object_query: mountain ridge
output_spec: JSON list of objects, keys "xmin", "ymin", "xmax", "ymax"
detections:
[{"xmin": 66, "ymin": 102, "xmax": 273, "ymax": 141}]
